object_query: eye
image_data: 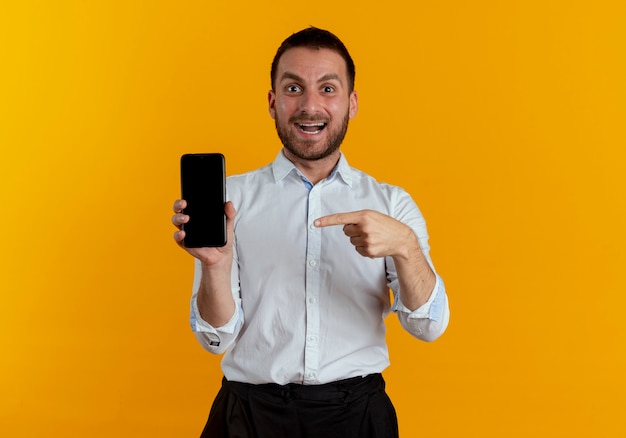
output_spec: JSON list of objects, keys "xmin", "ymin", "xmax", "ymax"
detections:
[
  {"xmin": 322, "ymin": 86, "xmax": 335, "ymax": 93},
  {"xmin": 286, "ymin": 84, "xmax": 302, "ymax": 93}
]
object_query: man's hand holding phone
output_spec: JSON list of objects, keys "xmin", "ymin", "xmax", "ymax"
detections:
[{"xmin": 172, "ymin": 199, "xmax": 236, "ymax": 267}]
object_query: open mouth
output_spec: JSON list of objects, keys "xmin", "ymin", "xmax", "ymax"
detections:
[{"xmin": 297, "ymin": 122, "xmax": 327, "ymax": 135}]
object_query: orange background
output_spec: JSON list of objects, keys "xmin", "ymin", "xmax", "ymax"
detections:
[{"xmin": 1, "ymin": 1, "xmax": 625, "ymax": 436}]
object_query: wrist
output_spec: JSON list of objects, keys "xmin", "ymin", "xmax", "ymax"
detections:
[
  {"xmin": 393, "ymin": 229, "xmax": 421, "ymax": 261},
  {"xmin": 200, "ymin": 258, "xmax": 232, "ymax": 279}
]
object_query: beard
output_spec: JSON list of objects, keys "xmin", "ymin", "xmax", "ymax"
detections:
[{"xmin": 275, "ymin": 111, "xmax": 350, "ymax": 161}]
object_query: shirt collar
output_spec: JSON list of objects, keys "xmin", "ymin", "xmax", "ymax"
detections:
[{"xmin": 271, "ymin": 149, "xmax": 353, "ymax": 187}]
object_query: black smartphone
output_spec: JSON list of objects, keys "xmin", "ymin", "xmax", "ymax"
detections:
[{"xmin": 180, "ymin": 153, "xmax": 227, "ymax": 248}]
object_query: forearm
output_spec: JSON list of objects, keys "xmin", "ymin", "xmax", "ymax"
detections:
[
  {"xmin": 391, "ymin": 226, "xmax": 449, "ymax": 342},
  {"xmin": 196, "ymin": 260, "xmax": 236, "ymax": 327},
  {"xmin": 392, "ymin": 233, "xmax": 437, "ymax": 311}
]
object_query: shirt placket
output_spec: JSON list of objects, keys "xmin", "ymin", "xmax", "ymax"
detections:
[{"xmin": 303, "ymin": 180, "xmax": 322, "ymax": 383}]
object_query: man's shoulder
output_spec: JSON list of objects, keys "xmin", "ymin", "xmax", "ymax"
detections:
[
  {"xmin": 227, "ymin": 163, "xmax": 273, "ymax": 185},
  {"xmin": 347, "ymin": 164, "xmax": 407, "ymax": 195}
]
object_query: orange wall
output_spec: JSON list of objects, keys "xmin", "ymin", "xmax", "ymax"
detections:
[{"xmin": 1, "ymin": 1, "xmax": 625, "ymax": 436}]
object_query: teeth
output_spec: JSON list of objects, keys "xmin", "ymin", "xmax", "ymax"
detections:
[{"xmin": 297, "ymin": 122, "xmax": 326, "ymax": 134}]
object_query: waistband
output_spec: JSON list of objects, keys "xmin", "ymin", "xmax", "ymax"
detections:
[{"xmin": 223, "ymin": 373, "xmax": 385, "ymax": 402}]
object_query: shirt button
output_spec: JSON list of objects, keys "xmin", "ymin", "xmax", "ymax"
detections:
[
  {"xmin": 308, "ymin": 297, "xmax": 317, "ymax": 304},
  {"xmin": 307, "ymin": 372, "xmax": 316, "ymax": 379},
  {"xmin": 309, "ymin": 260, "xmax": 318, "ymax": 267},
  {"xmin": 310, "ymin": 222, "xmax": 316, "ymax": 230},
  {"xmin": 308, "ymin": 335, "xmax": 318, "ymax": 343}
]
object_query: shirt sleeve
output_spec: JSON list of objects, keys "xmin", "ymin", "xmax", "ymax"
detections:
[
  {"xmin": 391, "ymin": 273, "xmax": 450, "ymax": 342},
  {"xmin": 189, "ymin": 255, "xmax": 244, "ymax": 354},
  {"xmin": 387, "ymin": 186, "xmax": 450, "ymax": 342}
]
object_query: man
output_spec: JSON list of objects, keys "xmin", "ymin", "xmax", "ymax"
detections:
[{"xmin": 172, "ymin": 27, "xmax": 450, "ymax": 438}]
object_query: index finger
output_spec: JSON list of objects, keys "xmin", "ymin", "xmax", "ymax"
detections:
[{"xmin": 314, "ymin": 211, "xmax": 361, "ymax": 228}]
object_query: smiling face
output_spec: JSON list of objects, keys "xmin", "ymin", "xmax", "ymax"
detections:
[{"xmin": 269, "ymin": 47, "xmax": 358, "ymax": 163}]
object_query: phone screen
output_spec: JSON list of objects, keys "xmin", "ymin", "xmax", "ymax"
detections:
[{"xmin": 180, "ymin": 153, "xmax": 226, "ymax": 247}]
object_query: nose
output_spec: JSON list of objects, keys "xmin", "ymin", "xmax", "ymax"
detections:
[{"xmin": 299, "ymin": 90, "xmax": 322, "ymax": 114}]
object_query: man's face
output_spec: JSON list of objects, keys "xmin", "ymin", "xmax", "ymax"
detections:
[{"xmin": 269, "ymin": 47, "xmax": 358, "ymax": 162}]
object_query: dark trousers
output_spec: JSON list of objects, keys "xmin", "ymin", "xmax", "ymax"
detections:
[{"xmin": 200, "ymin": 374, "xmax": 399, "ymax": 438}]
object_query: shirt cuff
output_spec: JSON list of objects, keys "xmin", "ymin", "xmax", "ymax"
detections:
[{"xmin": 392, "ymin": 274, "xmax": 445, "ymax": 322}]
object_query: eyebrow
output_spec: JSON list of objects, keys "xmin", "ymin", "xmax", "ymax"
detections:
[{"xmin": 280, "ymin": 71, "xmax": 343, "ymax": 85}]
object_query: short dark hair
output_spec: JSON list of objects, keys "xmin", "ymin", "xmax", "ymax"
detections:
[{"xmin": 270, "ymin": 27, "xmax": 356, "ymax": 92}]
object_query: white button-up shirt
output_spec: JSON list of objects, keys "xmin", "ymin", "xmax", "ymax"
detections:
[{"xmin": 190, "ymin": 151, "xmax": 450, "ymax": 385}]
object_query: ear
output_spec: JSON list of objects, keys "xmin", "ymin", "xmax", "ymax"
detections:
[
  {"xmin": 268, "ymin": 90, "xmax": 276, "ymax": 119},
  {"xmin": 349, "ymin": 90, "xmax": 358, "ymax": 119}
]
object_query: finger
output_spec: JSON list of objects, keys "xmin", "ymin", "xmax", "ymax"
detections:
[
  {"xmin": 224, "ymin": 201, "xmax": 236, "ymax": 221},
  {"xmin": 171, "ymin": 213, "xmax": 189, "ymax": 228},
  {"xmin": 355, "ymin": 246, "xmax": 376, "ymax": 259},
  {"xmin": 173, "ymin": 199, "xmax": 187, "ymax": 213},
  {"xmin": 349, "ymin": 235, "xmax": 365, "ymax": 246},
  {"xmin": 173, "ymin": 229, "xmax": 186, "ymax": 246},
  {"xmin": 342, "ymin": 223, "xmax": 361, "ymax": 237},
  {"xmin": 224, "ymin": 201, "xmax": 236, "ymax": 232},
  {"xmin": 314, "ymin": 211, "xmax": 361, "ymax": 228},
  {"xmin": 355, "ymin": 245, "xmax": 369, "ymax": 257}
]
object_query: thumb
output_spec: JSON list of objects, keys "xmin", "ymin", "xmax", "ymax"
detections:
[
  {"xmin": 224, "ymin": 201, "xmax": 237, "ymax": 221},
  {"xmin": 224, "ymin": 201, "xmax": 237, "ymax": 239}
]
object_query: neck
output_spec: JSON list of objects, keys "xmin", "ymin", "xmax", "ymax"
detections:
[{"xmin": 282, "ymin": 148, "xmax": 341, "ymax": 185}]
